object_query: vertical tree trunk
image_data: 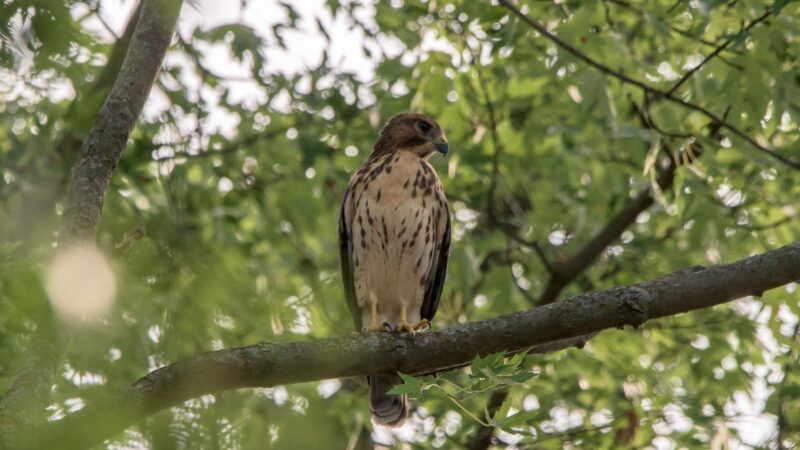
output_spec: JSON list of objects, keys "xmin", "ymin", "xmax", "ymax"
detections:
[{"xmin": 0, "ymin": 1, "xmax": 184, "ymax": 447}]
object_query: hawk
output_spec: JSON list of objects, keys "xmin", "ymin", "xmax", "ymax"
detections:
[{"xmin": 338, "ymin": 113, "xmax": 451, "ymax": 427}]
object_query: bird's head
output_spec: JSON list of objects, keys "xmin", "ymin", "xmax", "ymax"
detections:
[{"xmin": 372, "ymin": 113, "xmax": 448, "ymax": 159}]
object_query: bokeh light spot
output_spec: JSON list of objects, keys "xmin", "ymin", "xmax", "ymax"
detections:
[{"xmin": 46, "ymin": 243, "xmax": 117, "ymax": 323}]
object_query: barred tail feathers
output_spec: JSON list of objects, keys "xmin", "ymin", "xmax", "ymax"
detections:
[{"xmin": 368, "ymin": 374, "xmax": 408, "ymax": 427}]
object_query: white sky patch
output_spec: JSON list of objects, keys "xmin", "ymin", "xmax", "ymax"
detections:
[
  {"xmin": 590, "ymin": 409, "xmax": 613, "ymax": 427},
  {"xmin": 523, "ymin": 394, "xmax": 540, "ymax": 411},
  {"xmin": 316, "ymin": 379, "xmax": 341, "ymax": 398},
  {"xmin": 271, "ymin": 386, "xmax": 288, "ymax": 406},
  {"xmin": 371, "ymin": 425, "xmax": 395, "ymax": 446},
  {"xmin": 547, "ymin": 230, "xmax": 567, "ymax": 246},
  {"xmin": 454, "ymin": 207, "xmax": 479, "ymax": 230},
  {"xmin": 106, "ymin": 347, "xmax": 122, "ymax": 362},
  {"xmin": 218, "ymin": 177, "xmax": 234, "ymax": 193},
  {"xmin": 147, "ymin": 324, "xmax": 162, "ymax": 343},
  {"xmin": 63, "ymin": 363, "xmax": 108, "ymax": 386},
  {"xmin": 716, "ymin": 183, "xmax": 745, "ymax": 207},
  {"xmin": 566, "ymin": 85, "xmax": 582, "ymax": 103},
  {"xmin": 64, "ymin": 397, "xmax": 86, "ymax": 413},
  {"xmin": 682, "ymin": 54, "xmax": 704, "ymax": 71},
  {"xmin": 344, "ymin": 145, "xmax": 359, "ymax": 157},
  {"xmin": 443, "ymin": 410, "xmax": 462, "ymax": 436},
  {"xmin": 657, "ymin": 62, "xmax": 679, "ymax": 81},
  {"xmin": 214, "ymin": 313, "xmax": 236, "ymax": 329}
]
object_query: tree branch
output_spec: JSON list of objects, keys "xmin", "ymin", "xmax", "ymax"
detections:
[
  {"xmin": 534, "ymin": 95, "xmax": 719, "ymax": 306},
  {"xmin": 497, "ymin": 0, "xmax": 800, "ymax": 171},
  {"xmin": 60, "ymin": 0, "xmax": 183, "ymax": 243},
  {"xmin": 666, "ymin": 9, "xmax": 771, "ymax": 95},
  {"xmin": 537, "ymin": 158, "xmax": 676, "ymax": 304},
  {"xmin": 0, "ymin": 0, "xmax": 183, "ymax": 444},
  {"xmin": 26, "ymin": 242, "xmax": 800, "ymax": 450},
  {"xmin": 8, "ymin": 2, "xmax": 143, "ymax": 246},
  {"xmin": 606, "ymin": 0, "xmax": 745, "ymax": 57},
  {"xmin": 471, "ymin": 115, "xmax": 683, "ymax": 449}
]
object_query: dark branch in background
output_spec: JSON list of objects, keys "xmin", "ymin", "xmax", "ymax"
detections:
[
  {"xmin": 469, "ymin": 1, "xmax": 751, "ymax": 443},
  {"xmin": 60, "ymin": 0, "xmax": 183, "ymax": 242},
  {"xmin": 666, "ymin": 9, "xmax": 771, "ymax": 95},
  {"xmin": 468, "ymin": 107, "xmax": 688, "ymax": 449},
  {"xmin": 606, "ymin": 0, "xmax": 745, "ymax": 59},
  {"xmin": 0, "ymin": 0, "xmax": 183, "ymax": 445},
  {"xmin": 460, "ymin": 34, "xmax": 552, "ymax": 275},
  {"xmin": 462, "ymin": 23, "xmax": 683, "ymax": 442},
  {"xmin": 535, "ymin": 100, "xmax": 730, "ymax": 306},
  {"xmin": 497, "ymin": 0, "xmax": 800, "ymax": 171},
  {"xmin": 537, "ymin": 158, "xmax": 676, "ymax": 305},
  {"xmin": 25, "ymin": 242, "xmax": 800, "ymax": 450}
]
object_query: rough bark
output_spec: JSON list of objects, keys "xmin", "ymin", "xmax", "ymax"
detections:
[
  {"xmin": 10, "ymin": 2, "xmax": 144, "ymax": 246},
  {"xmin": 0, "ymin": 0, "xmax": 183, "ymax": 446},
  {"xmin": 24, "ymin": 242, "xmax": 800, "ymax": 450},
  {"xmin": 60, "ymin": 0, "xmax": 183, "ymax": 243}
]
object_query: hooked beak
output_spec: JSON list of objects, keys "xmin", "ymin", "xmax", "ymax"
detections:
[{"xmin": 435, "ymin": 139, "xmax": 449, "ymax": 156}]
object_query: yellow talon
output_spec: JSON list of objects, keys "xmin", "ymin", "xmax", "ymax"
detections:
[
  {"xmin": 395, "ymin": 321, "xmax": 415, "ymax": 333},
  {"xmin": 365, "ymin": 322, "xmax": 392, "ymax": 333},
  {"xmin": 395, "ymin": 306, "xmax": 425, "ymax": 333},
  {"xmin": 412, "ymin": 319, "xmax": 430, "ymax": 332},
  {"xmin": 364, "ymin": 299, "xmax": 391, "ymax": 332}
]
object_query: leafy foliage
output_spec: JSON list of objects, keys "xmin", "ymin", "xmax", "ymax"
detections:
[{"xmin": 1, "ymin": 0, "xmax": 799, "ymax": 448}]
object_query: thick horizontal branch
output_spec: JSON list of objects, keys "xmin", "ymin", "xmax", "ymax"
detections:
[{"xmin": 24, "ymin": 242, "xmax": 800, "ymax": 449}]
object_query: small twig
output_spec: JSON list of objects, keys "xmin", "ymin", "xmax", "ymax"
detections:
[
  {"xmin": 152, "ymin": 129, "xmax": 283, "ymax": 163},
  {"xmin": 429, "ymin": 385, "xmax": 492, "ymax": 427},
  {"xmin": 746, "ymin": 216, "xmax": 793, "ymax": 231},
  {"xmin": 533, "ymin": 97, "xmax": 727, "ymax": 306},
  {"xmin": 607, "ymin": 0, "xmax": 744, "ymax": 55},
  {"xmin": 667, "ymin": 9, "xmax": 771, "ymax": 95},
  {"xmin": 93, "ymin": 7, "xmax": 121, "ymax": 39},
  {"xmin": 497, "ymin": 0, "xmax": 800, "ymax": 171}
]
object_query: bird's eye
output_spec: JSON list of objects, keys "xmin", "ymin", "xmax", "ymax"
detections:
[{"xmin": 417, "ymin": 121, "xmax": 431, "ymax": 133}]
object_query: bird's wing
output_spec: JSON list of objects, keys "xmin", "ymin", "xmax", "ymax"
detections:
[
  {"xmin": 420, "ymin": 200, "xmax": 450, "ymax": 322},
  {"xmin": 338, "ymin": 187, "xmax": 362, "ymax": 330}
]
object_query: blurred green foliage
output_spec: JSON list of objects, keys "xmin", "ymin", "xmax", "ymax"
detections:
[{"xmin": 1, "ymin": 0, "xmax": 799, "ymax": 448}]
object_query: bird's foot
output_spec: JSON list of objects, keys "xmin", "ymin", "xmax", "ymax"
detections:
[
  {"xmin": 395, "ymin": 320, "xmax": 429, "ymax": 333},
  {"xmin": 412, "ymin": 319, "xmax": 430, "ymax": 332},
  {"xmin": 394, "ymin": 319, "xmax": 431, "ymax": 334},
  {"xmin": 364, "ymin": 322, "xmax": 392, "ymax": 333},
  {"xmin": 395, "ymin": 320, "xmax": 415, "ymax": 333}
]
